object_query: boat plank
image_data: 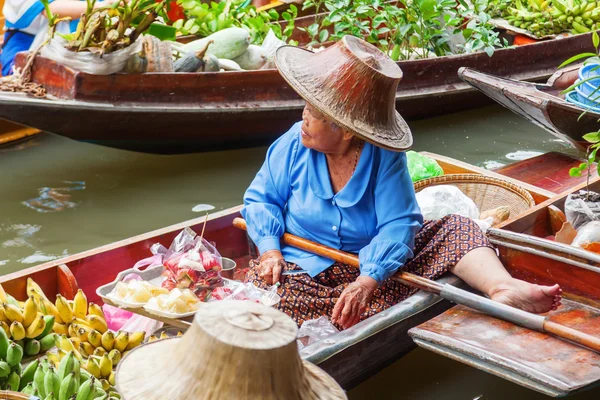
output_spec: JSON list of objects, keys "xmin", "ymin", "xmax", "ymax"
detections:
[
  {"xmin": 493, "ymin": 152, "xmax": 596, "ymax": 195},
  {"xmin": 409, "ymin": 300, "xmax": 600, "ymax": 397}
]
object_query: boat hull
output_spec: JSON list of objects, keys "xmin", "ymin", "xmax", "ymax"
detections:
[
  {"xmin": 459, "ymin": 67, "xmax": 599, "ymax": 150},
  {"xmin": 2, "ymin": 32, "xmax": 597, "ymax": 154}
]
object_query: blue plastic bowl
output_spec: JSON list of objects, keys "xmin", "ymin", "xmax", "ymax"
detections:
[
  {"xmin": 566, "ymin": 90, "xmax": 600, "ymax": 113},
  {"xmin": 574, "ymin": 79, "xmax": 600, "ymax": 106},
  {"xmin": 577, "ymin": 63, "xmax": 600, "ymax": 98}
]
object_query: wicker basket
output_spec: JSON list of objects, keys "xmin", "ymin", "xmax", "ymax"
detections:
[
  {"xmin": 0, "ymin": 391, "xmax": 30, "ymax": 400},
  {"xmin": 413, "ymin": 174, "xmax": 535, "ymax": 217}
]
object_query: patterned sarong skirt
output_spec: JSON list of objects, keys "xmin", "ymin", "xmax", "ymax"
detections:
[{"xmin": 245, "ymin": 215, "xmax": 493, "ymax": 327}]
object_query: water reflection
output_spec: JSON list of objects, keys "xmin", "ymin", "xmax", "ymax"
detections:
[{"xmin": 22, "ymin": 180, "xmax": 86, "ymax": 213}]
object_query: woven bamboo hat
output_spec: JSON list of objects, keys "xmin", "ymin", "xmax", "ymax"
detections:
[
  {"xmin": 275, "ymin": 35, "xmax": 412, "ymax": 151},
  {"xmin": 116, "ymin": 300, "xmax": 347, "ymax": 400}
]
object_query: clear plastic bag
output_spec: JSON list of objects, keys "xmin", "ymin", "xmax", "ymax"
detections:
[
  {"xmin": 120, "ymin": 313, "xmax": 163, "ymax": 337},
  {"xmin": 565, "ymin": 190, "xmax": 600, "ymax": 230},
  {"xmin": 40, "ymin": 36, "xmax": 143, "ymax": 75},
  {"xmin": 571, "ymin": 221, "xmax": 600, "ymax": 247},
  {"xmin": 296, "ymin": 316, "xmax": 339, "ymax": 349},
  {"xmin": 162, "ymin": 232, "xmax": 223, "ymax": 301},
  {"xmin": 415, "ymin": 185, "xmax": 480, "ymax": 221},
  {"xmin": 261, "ymin": 29, "xmax": 287, "ymax": 70}
]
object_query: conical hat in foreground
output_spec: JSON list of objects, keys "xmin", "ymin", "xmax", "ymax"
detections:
[
  {"xmin": 116, "ymin": 300, "xmax": 347, "ymax": 400},
  {"xmin": 275, "ymin": 35, "xmax": 412, "ymax": 151}
]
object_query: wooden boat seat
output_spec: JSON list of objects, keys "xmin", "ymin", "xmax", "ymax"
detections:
[
  {"xmin": 493, "ymin": 151, "xmax": 597, "ymax": 195},
  {"xmin": 409, "ymin": 299, "xmax": 600, "ymax": 397}
]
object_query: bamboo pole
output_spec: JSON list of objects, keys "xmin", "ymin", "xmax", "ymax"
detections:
[{"xmin": 233, "ymin": 217, "xmax": 600, "ymax": 354}]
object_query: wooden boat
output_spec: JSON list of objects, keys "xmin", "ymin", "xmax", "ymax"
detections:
[
  {"xmin": 0, "ymin": 29, "xmax": 596, "ymax": 154},
  {"xmin": 459, "ymin": 65, "xmax": 598, "ymax": 150},
  {"xmin": 0, "ymin": 152, "xmax": 558, "ymax": 389},
  {"xmin": 409, "ymin": 166, "xmax": 600, "ymax": 397}
]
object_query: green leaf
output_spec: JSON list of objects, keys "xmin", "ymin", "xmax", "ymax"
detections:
[
  {"xmin": 319, "ymin": 29, "xmax": 329, "ymax": 42},
  {"xmin": 569, "ymin": 166, "xmax": 583, "ymax": 177},
  {"xmin": 584, "ymin": 131, "xmax": 600, "ymax": 144},
  {"xmin": 594, "ymin": 30, "xmax": 600, "ymax": 50},
  {"xmin": 558, "ymin": 53, "xmax": 598, "ymax": 69}
]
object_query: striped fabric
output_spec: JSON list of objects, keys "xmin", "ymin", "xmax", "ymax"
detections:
[{"xmin": 2, "ymin": 0, "xmax": 52, "ymax": 35}]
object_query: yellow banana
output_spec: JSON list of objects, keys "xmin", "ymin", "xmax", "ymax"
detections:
[
  {"xmin": 75, "ymin": 327, "xmax": 90, "ymax": 342},
  {"xmin": 9, "ymin": 321, "xmax": 25, "ymax": 340},
  {"xmin": 53, "ymin": 322, "xmax": 68, "ymax": 336},
  {"xmin": 80, "ymin": 342, "xmax": 95, "ymax": 357},
  {"xmin": 59, "ymin": 335, "xmax": 76, "ymax": 353},
  {"xmin": 73, "ymin": 290, "xmax": 87, "ymax": 320},
  {"xmin": 0, "ymin": 305, "xmax": 8, "ymax": 323},
  {"xmin": 100, "ymin": 378, "xmax": 111, "ymax": 391},
  {"xmin": 93, "ymin": 347, "xmax": 107, "ymax": 357},
  {"xmin": 68, "ymin": 323, "xmax": 77, "ymax": 338},
  {"xmin": 114, "ymin": 331, "xmax": 129, "ymax": 353},
  {"xmin": 177, "ymin": 331, "xmax": 183, "ymax": 337},
  {"xmin": 126, "ymin": 331, "xmax": 145, "ymax": 350},
  {"xmin": 0, "ymin": 321, "xmax": 9, "ymax": 337},
  {"xmin": 108, "ymin": 371, "xmax": 115, "ymax": 386},
  {"xmin": 108, "ymin": 349, "xmax": 121, "ymax": 365},
  {"xmin": 87, "ymin": 329, "xmax": 102, "ymax": 348},
  {"xmin": 159, "ymin": 332, "xmax": 168, "ymax": 340},
  {"xmin": 88, "ymin": 302, "xmax": 105, "ymax": 319},
  {"xmin": 70, "ymin": 336, "xmax": 82, "ymax": 349},
  {"xmin": 148, "ymin": 335, "xmax": 158, "ymax": 343},
  {"xmin": 101, "ymin": 331, "xmax": 115, "ymax": 351},
  {"xmin": 72, "ymin": 318, "xmax": 91, "ymax": 329},
  {"xmin": 55, "ymin": 295, "xmax": 73, "ymax": 324},
  {"xmin": 22, "ymin": 297, "xmax": 38, "ymax": 328},
  {"xmin": 85, "ymin": 358, "xmax": 102, "ymax": 379},
  {"xmin": 26, "ymin": 278, "xmax": 49, "ymax": 303},
  {"xmin": 85, "ymin": 315, "xmax": 108, "ymax": 334},
  {"xmin": 46, "ymin": 351, "xmax": 60, "ymax": 366},
  {"xmin": 25, "ymin": 315, "xmax": 45, "ymax": 338},
  {"xmin": 4, "ymin": 304, "xmax": 23, "ymax": 324},
  {"xmin": 0, "ymin": 285, "xmax": 7, "ymax": 305},
  {"xmin": 40, "ymin": 299, "xmax": 63, "ymax": 324},
  {"xmin": 99, "ymin": 354, "xmax": 112, "ymax": 378}
]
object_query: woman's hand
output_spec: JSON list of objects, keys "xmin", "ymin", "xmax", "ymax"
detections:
[
  {"xmin": 332, "ymin": 276, "xmax": 378, "ymax": 329},
  {"xmin": 258, "ymin": 250, "xmax": 286, "ymax": 285}
]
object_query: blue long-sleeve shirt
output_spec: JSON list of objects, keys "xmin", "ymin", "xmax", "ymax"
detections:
[{"xmin": 242, "ymin": 122, "xmax": 423, "ymax": 285}]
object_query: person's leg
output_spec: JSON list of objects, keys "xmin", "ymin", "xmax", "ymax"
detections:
[{"xmin": 451, "ymin": 247, "xmax": 562, "ymax": 313}]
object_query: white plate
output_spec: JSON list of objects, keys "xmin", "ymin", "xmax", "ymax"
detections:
[{"xmin": 142, "ymin": 304, "xmax": 200, "ymax": 319}]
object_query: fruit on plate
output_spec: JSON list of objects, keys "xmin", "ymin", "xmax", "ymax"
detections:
[
  {"xmin": 108, "ymin": 280, "xmax": 168, "ymax": 304},
  {"xmin": 145, "ymin": 289, "xmax": 201, "ymax": 315}
]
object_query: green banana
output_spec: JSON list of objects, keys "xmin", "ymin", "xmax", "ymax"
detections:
[
  {"xmin": 40, "ymin": 334, "xmax": 56, "ymax": 353},
  {"xmin": 34, "ymin": 363, "xmax": 47, "ymax": 399},
  {"xmin": 12, "ymin": 361, "xmax": 21, "ymax": 376},
  {"xmin": 0, "ymin": 361, "xmax": 10, "ymax": 378},
  {"xmin": 21, "ymin": 382, "xmax": 34, "ymax": 395},
  {"xmin": 75, "ymin": 377, "xmax": 95, "ymax": 400},
  {"xmin": 0, "ymin": 325, "xmax": 9, "ymax": 360},
  {"xmin": 44, "ymin": 393, "xmax": 55, "ymax": 400},
  {"xmin": 35, "ymin": 316, "xmax": 55, "ymax": 340},
  {"xmin": 573, "ymin": 20, "xmax": 591, "ymax": 31},
  {"xmin": 58, "ymin": 372, "xmax": 77, "ymax": 400},
  {"xmin": 20, "ymin": 359, "xmax": 39, "ymax": 390},
  {"xmin": 6, "ymin": 342, "xmax": 23, "ymax": 366},
  {"xmin": 80, "ymin": 369, "xmax": 92, "ymax": 382},
  {"xmin": 57, "ymin": 351, "xmax": 75, "ymax": 383},
  {"xmin": 25, "ymin": 339, "xmax": 41, "ymax": 356},
  {"xmin": 41, "ymin": 358, "xmax": 50, "ymax": 373},
  {"xmin": 7, "ymin": 371, "xmax": 20, "ymax": 391},
  {"xmin": 45, "ymin": 366, "xmax": 61, "ymax": 398},
  {"xmin": 73, "ymin": 356, "xmax": 81, "ymax": 389}
]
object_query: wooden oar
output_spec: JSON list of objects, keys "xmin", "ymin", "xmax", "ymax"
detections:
[{"xmin": 233, "ymin": 217, "xmax": 600, "ymax": 354}]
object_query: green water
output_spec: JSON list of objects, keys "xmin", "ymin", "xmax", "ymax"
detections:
[{"xmin": 0, "ymin": 105, "xmax": 592, "ymax": 399}]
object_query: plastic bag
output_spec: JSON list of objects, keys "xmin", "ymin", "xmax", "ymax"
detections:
[
  {"xmin": 406, "ymin": 151, "xmax": 444, "ymax": 182},
  {"xmin": 120, "ymin": 313, "xmax": 163, "ymax": 337},
  {"xmin": 571, "ymin": 221, "xmax": 600, "ymax": 247},
  {"xmin": 103, "ymin": 304, "xmax": 134, "ymax": 331},
  {"xmin": 261, "ymin": 29, "xmax": 287, "ymax": 69},
  {"xmin": 162, "ymin": 232, "xmax": 223, "ymax": 301},
  {"xmin": 565, "ymin": 190, "xmax": 600, "ymax": 230},
  {"xmin": 40, "ymin": 36, "xmax": 143, "ymax": 75},
  {"xmin": 296, "ymin": 316, "xmax": 339, "ymax": 349},
  {"xmin": 415, "ymin": 185, "xmax": 479, "ymax": 221}
]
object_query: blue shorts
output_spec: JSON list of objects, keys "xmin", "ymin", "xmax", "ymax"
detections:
[{"xmin": 1, "ymin": 31, "xmax": 35, "ymax": 76}]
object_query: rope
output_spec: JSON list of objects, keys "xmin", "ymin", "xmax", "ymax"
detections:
[{"xmin": 0, "ymin": 43, "xmax": 47, "ymax": 99}]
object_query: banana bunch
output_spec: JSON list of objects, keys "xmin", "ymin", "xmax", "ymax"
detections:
[
  {"xmin": 0, "ymin": 280, "xmax": 56, "ymax": 358},
  {"xmin": 147, "ymin": 330, "xmax": 183, "ymax": 342},
  {"xmin": 0, "ymin": 327, "xmax": 26, "ymax": 392},
  {"xmin": 501, "ymin": 0, "xmax": 600, "ymax": 36},
  {"xmin": 21, "ymin": 352, "xmax": 120, "ymax": 400}
]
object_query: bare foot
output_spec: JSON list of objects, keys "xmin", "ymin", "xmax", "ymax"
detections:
[{"xmin": 489, "ymin": 279, "xmax": 562, "ymax": 314}]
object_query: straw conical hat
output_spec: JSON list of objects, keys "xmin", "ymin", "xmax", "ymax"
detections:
[
  {"xmin": 116, "ymin": 300, "xmax": 347, "ymax": 400},
  {"xmin": 275, "ymin": 35, "xmax": 412, "ymax": 151}
]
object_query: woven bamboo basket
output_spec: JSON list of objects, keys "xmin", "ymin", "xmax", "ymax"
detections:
[
  {"xmin": 0, "ymin": 391, "xmax": 30, "ymax": 400},
  {"xmin": 413, "ymin": 174, "xmax": 535, "ymax": 217}
]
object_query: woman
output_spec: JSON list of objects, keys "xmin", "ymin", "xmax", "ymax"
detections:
[
  {"xmin": 243, "ymin": 36, "xmax": 562, "ymax": 329},
  {"xmin": 1, "ymin": 0, "xmax": 116, "ymax": 76}
]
